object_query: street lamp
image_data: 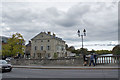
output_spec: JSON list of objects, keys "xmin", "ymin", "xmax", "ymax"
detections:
[
  {"xmin": 77, "ymin": 29, "xmax": 86, "ymax": 50},
  {"xmin": 77, "ymin": 29, "xmax": 86, "ymax": 59}
]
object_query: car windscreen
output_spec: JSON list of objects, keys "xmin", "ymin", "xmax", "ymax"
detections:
[{"xmin": 0, "ymin": 60, "xmax": 8, "ymax": 64}]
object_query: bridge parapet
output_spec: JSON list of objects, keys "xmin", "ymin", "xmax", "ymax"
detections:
[{"xmin": 96, "ymin": 55, "xmax": 120, "ymax": 64}]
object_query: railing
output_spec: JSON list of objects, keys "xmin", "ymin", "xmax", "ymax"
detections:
[{"xmin": 96, "ymin": 55, "xmax": 120, "ymax": 64}]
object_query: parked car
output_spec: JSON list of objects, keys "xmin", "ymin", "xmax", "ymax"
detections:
[
  {"xmin": 6, "ymin": 57, "xmax": 14, "ymax": 62},
  {"xmin": 0, "ymin": 60, "xmax": 12, "ymax": 72}
]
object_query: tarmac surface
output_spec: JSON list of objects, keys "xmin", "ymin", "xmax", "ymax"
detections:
[
  {"xmin": 1, "ymin": 65, "xmax": 120, "ymax": 80},
  {"xmin": 2, "ymin": 68, "xmax": 119, "ymax": 78}
]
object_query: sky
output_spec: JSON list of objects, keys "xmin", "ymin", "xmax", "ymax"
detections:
[{"xmin": 0, "ymin": 0, "xmax": 119, "ymax": 50}]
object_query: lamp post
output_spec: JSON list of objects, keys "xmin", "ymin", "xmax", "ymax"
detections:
[{"xmin": 77, "ymin": 29, "xmax": 86, "ymax": 57}]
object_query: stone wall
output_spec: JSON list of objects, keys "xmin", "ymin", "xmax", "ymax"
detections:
[{"xmin": 10, "ymin": 57, "xmax": 84, "ymax": 66}]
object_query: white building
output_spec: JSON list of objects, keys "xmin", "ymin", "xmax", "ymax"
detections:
[{"xmin": 31, "ymin": 32, "xmax": 66, "ymax": 59}]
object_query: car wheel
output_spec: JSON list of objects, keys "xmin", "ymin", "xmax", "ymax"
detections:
[
  {"xmin": 8, "ymin": 68, "xmax": 12, "ymax": 72},
  {"xmin": 2, "ymin": 70, "xmax": 5, "ymax": 73}
]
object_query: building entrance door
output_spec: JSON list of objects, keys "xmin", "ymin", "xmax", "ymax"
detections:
[{"xmin": 37, "ymin": 53, "xmax": 41, "ymax": 59}]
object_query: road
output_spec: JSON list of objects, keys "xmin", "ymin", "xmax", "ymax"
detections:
[{"xmin": 2, "ymin": 68, "xmax": 118, "ymax": 78}]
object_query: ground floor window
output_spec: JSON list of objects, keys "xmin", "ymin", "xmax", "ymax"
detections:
[
  {"xmin": 33, "ymin": 53, "xmax": 35, "ymax": 58},
  {"xmin": 48, "ymin": 53, "xmax": 51, "ymax": 57},
  {"xmin": 41, "ymin": 46, "xmax": 43, "ymax": 50}
]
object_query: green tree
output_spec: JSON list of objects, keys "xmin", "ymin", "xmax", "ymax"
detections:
[
  {"xmin": 79, "ymin": 48, "xmax": 88, "ymax": 55},
  {"xmin": 112, "ymin": 45, "xmax": 120, "ymax": 55},
  {"xmin": 91, "ymin": 49, "xmax": 95, "ymax": 53},
  {"xmin": 2, "ymin": 44, "xmax": 11, "ymax": 56},
  {"xmin": 95, "ymin": 50, "xmax": 111, "ymax": 55},
  {"xmin": 2, "ymin": 33, "xmax": 25, "ymax": 57},
  {"xmin": 67, "ymin": 46, "xmax": 75, "ymax": 51},
  {"xmin": 54, "ymin": 53, "xmax": 58, "ymax": 59}
]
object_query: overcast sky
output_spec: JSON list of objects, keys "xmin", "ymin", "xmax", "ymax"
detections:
[{"xmin": 1, "ymin": 0, "xmax": 119, "ymax": 50}]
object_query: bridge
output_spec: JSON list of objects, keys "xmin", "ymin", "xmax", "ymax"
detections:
[
  {"xmin": 96, "ymin": 55, "xmax": 120, "ymax": 64},
  {"xmin": 9, "ymin": 55, "xmax": 120, "ymax": 66}
]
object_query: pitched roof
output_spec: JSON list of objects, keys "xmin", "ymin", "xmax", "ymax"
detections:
[{"xmin": 31, "ymin": 32, "xmax": 65, "ymax": 42}]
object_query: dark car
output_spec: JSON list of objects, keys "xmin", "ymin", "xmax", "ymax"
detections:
[{"xmin": 0, "ymin": 60, "xmax": 12, "ymax": 72}]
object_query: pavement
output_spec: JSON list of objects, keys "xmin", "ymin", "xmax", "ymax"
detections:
[{"xmin": 12, "ymin": 64, "xmax": 120, "ymax": 70}]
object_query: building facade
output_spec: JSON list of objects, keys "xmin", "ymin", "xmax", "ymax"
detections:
[
  {"xmin": 0, "ymin": 36, "xmax": 9, "ymax": 52},
  {"xmin": 25, "ymin": 41, "xmax": 31, "ymax": 59},
  {"xmin": 31, "ymin": 32, "xmax": 66, "ymax": 59},
  {"xmin": 0, "ymin": 36, "xmax": 9, "ymax": 59}
]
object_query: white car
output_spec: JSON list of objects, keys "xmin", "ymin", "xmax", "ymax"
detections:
[{"xmin": 0, "ymin": 60, "xmax": 12, "ymax": 72}]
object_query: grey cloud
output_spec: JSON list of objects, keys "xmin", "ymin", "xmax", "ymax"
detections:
[
  {"xmin": 1, "ymin": 2, "xmax": 118, "ymax": 46},
  {"xmin": 2, "ymin": 9, "xmax": 36, "ymax": 23},
  {"xmin": 54, "ymin": 17, "xmax": 78, "ymax": 27},
  {"xmin": 46, "ymin": 7, "xmax": 60, "ymax": 17},
  {"xmin": 52, "ymin": 3, "xmax": 91, "ymax": 27},
  {"xmin": 67, "ymin": 3, "xmax": 90, "ymax": 18}
]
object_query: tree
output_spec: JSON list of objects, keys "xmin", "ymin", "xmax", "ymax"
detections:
[
  {"xmin": 2, "ymin": 33, "xmax": 25, "ymax": 57},
  {"xmin": 91, "ymin": 49, "xmax": 95, "ymax": 53},
  {"xmin": 54, "ymin": 53, "xmax": 58, "ymax": 59},
  {"xmin": 95, "ymin": 50, "xmax": 111, "ymax": 55},
  {"xmin": 112, "ymin": 45, "xmax": 120, "ymax": 55},
  {"xmin": 79, "ymin": 48, "xmax": 88, "ymax": 55},
  {"xmin": 67, "ymin": 46, "xmax": 75, "ymax": 51}
]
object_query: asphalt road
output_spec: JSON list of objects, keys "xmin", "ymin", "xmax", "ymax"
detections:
[{"xmin": 2, "ymin": 68, "xmax": 118, "ymax": 78}]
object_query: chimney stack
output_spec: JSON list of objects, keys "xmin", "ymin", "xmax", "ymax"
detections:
[
  {"xmin": 53, "ymin": 33, "xmax": 56, "ymax": 37},
  {"xmin": 48, "ymin": 32, "xmax": 51, "ymax": 35},
  {"xmin": 29, "ymin": 41, "xmax": 31, "ymax": 44}
]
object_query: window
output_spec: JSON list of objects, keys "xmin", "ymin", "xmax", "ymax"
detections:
[
  {"xmin": 57, "ymin": 46, "xmax": 59, "ymax": 50},
  {"xmin": 38, "ymin": 53, "xmax": 41, "ymax": 58},
  {"xmin": 41, "ymin": 46, "xmax": 43, "ymax": 50},
  {"xmin": 33, "ymin": 53, "xmax": 35, "ymax": 58},
  {"xmin": 48, "ymin": 40, "xmax": 50, "ymax": 42},
  {"xmin": 47, "ymin": 46, "xmax": 50, "ymax": 50},
  {"xmin": 41, "ymin": 40, "xmax": 43, "ymax": 42},
  {"xmin": 62, "ymin": 47, "xmax": 64, "ymax": 51},
  {"xmin": 48, "ymin": 53, "xmax": 51, "ymax": 57},
  {"xmin": 41, "ymin": 35, "xmax": 43, "ymax": 37},
  {"xmin": 35, "ymin": 46, "xmax": 37, "ymax": 50}
]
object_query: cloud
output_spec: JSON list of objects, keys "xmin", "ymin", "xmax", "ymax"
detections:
[{"xmin": 1, "ymin": 2, "xmax": 118, "ymax": 50}]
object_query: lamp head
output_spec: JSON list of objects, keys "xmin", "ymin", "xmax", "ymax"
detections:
[
  {"xmin": 83, "ymin": 29, "xmax": 86, "ymax": 36},
  {"xmin": 77, "ymin": 30, "xmax": 80, "ymax": 37}
]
